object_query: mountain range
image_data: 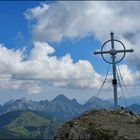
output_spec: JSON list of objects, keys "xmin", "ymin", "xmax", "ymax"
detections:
[
  {"xmin": 108, "ymin": 96, "xmax": 140, "ymax": 107},
  {"xmin": 0, "ymin": 94, "xmax": 113, "ymax": 121},
  {"xmin": 0, "ymin": 94, "xmax": 140, "ymax": 121},
  {"xmin": 0, "ymin": 95, "xmax": 113, "ymax": 138},
  {"xmin": 0, "ymin": 94, "xmax": 139, "ymax": 138}
]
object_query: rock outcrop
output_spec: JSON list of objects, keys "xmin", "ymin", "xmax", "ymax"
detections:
[{"xmin": 54, "ymin": 109, "xmax": 140, "ymax": 139}]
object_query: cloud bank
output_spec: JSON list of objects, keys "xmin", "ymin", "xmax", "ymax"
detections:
[
  {"xmin": 25, "ymin": 1, "xmax": 140, "ymax": 42},
  {"xmin": 0, "ymin": 42, "xmax": 104, "ymax": 93}
]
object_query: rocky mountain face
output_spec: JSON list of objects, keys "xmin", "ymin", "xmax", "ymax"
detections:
[
  {"xmin": 54, "ymin": 109, "xmax": 140, "ymax": 140},
  {"xmin": 84, "ymin": 96, "xmax": 112, "ymax": 110},
  {"xmin": 0, "ymin": 95, "xmax": 112, "ymax": 121},
  {"xmin": 46, "ymin": 95, "xmax": 84, "ymax": 121},
  {"xmin": 2, "ymin": 97, "xmax": 49, "ymax": 113},
  {"xmin": 0, "ymin": 110, "xmax": 62, "ymax": 139}
]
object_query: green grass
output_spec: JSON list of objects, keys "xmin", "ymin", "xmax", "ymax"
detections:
[{"xmin": 0, "ymin": 110, "xmax": 62, "ymax": 139}]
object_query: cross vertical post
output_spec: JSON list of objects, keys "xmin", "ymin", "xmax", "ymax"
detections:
[{"xmin": 110, "ymin": 32, "xmax": 118, "ymax": 110}]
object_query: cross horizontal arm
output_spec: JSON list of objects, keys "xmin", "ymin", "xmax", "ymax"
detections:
[
  {"xmin": 116, "ymin": 49, "xmax": 134, "ymax": 53},
  {"xmin": 93, "ymin": 50, "xmax": 110, "ymax": 55},
  {"xmin": 94, "ymin": 49, "xmax": 134, "ymax": 55}
]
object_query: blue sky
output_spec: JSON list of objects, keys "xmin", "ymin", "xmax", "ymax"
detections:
[{"xmin": 0, "ymin": 1, "xmax": 139, "ymax": 104}]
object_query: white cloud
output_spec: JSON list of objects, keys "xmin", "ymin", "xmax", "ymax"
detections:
[
  {"xmin": 25, "ymin": 1, "xmax": 140, "ymax": 42},
  {"xmin": 27, "ymin": 83, "xmax": 42, "ymax": 94},
  {"xmin": 25, "ymin": 2, "xmax": 49, "ymax": 20},
  {"xmin": 0, "ymin": 73, "xmax": 42, "ymax": 95},
  {"xmin": 117, "ymin": 64, "xmax": 134, "ymax": 85},
  {"xmin": 0, "ymin": 42, "xmax": 104, "ymax": 92}
]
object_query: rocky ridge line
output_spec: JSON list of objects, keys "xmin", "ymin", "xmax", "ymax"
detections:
[{"xmin": 54, "ymin": 109, "xmax": 140, "ymax": 139}]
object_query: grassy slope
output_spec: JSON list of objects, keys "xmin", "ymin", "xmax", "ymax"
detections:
[{"xmin": 0, "ymin": 110, "xmax": 62, "ymax": 139}]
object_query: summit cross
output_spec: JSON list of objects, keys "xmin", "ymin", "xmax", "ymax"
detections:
[{"xmin": 93, "ymin": 32, "xmax": 134, "ymax": 110}]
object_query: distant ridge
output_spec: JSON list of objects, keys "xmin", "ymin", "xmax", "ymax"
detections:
[
  {"xmin": 126, "ymin": 104, "xmax": 140, "ymax": 114},
  {"xmin": 0, "ymin": 94, "xmax": 139, "ymax": 121},
  {"xmin": 0, "ymin": 95, "xmax": 112, "ymax": 121},
  {"xmin": 84, "ymin": 96, "xmax": 112, "ymax": 110}
]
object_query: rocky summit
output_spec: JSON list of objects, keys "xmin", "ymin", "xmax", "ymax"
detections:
[{"xmin": 54, "ymin": 109, "xmax": 140, "ymax": 139}]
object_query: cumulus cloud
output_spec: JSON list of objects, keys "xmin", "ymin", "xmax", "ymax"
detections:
[
  {"xmin": 27, "ymin": 83, "xmax": 42, "ymax": 94},
  {"xmin": 0, "ymin": 42, "xmax": 105, "ymax": 92},
  {"xmin": 0, "ymin": 73, "xmax": 42, "ymax": 94},
  {"xmin": 25, "ymin": 1, "xmax": 140, "ymax": 42},
  {"xmin": 117, "ymin": 64, "xmax": 134, "ymax": 85}
]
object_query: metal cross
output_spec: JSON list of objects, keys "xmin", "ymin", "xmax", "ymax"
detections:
[{"xmin": 93, "ymin": 32, "xmax": 134, "ymax": 110}]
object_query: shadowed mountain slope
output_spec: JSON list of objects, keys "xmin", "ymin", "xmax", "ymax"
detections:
[{"xmin": 0, "ymin": 110, "xmax": 61, "ymax": 139}]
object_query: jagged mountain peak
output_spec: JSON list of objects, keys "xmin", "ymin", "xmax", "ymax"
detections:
[
  {"xmin": 71, "ymin": 98, "xmax": 77, "ymax": 102},
  {"xmin": 84, "ymin": 96, "xmax": 112, "ymax": 110},
  {"xmin": 51, "ymin": 94, "xmax": 70, "ymax": 102},
  {"xmin": 86, "ymin": 96, "xmax": 101, "ymax": 103}
]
